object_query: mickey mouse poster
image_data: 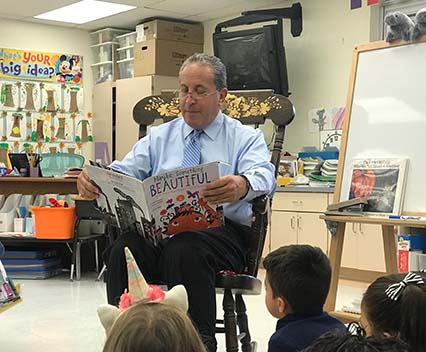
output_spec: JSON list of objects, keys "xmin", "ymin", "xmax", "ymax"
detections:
[{"xmin": 55, "ymin": 54, "xmax": 82, "ymax": 83}]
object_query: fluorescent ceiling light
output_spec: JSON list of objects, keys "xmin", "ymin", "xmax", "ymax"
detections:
[{"xmin": 34, "ymin": 0, "xmax": 136, "ymax": 24}]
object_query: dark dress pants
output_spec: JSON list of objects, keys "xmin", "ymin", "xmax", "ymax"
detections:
[{"xmin": 105, "ymin": 219, "xmax": 249, "ymax": 348}]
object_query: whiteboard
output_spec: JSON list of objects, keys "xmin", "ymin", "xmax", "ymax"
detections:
[{"xmin": 335, "ymin": 39, "xmax": 426, "ymax": 215}]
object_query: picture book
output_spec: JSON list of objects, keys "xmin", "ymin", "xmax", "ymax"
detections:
[
  {"xmin": 0, "ymin": 260, "xmax": 22, "ymax": 313},
  {"xmin": 348, "ymin": 158, "xmax": 408, "ymax": 216},
  {"xmin": 85, "ymin": 161, "xmax": 225, "ymax": 245}
]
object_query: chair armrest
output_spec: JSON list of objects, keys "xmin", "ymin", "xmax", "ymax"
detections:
[{"xmin": 251, "ymin": 195, "xmax": 268, "ymax": 215}]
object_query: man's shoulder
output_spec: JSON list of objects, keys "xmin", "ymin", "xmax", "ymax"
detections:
[
  {"xmin": 149, "ymin": 117, "xmax": 183, "ymax": 134},
  {"xmin": 222, "ymin": 113, "xmax": 262, "ymax": 135}
]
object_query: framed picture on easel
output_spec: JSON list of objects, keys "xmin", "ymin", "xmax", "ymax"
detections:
[{"xmin": 346, "ymin": 158, "xmax": 408, "ymax": 216}]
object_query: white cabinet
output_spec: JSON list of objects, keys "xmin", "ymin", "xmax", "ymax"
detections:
[
  {"xmin": 269, "ymin": 192, "xmax": 331, "ymax": 256},
  {"xmin": 115, "ymin": 75, "xmax": 178, "ymax": 160},
  {"xmin": 92, "ymin": 76, "xmax": 178, "ymax": 161},
  {"xmin": 92, "ymin": 81, "xmax": 114, "ymax": 157},
  {"xmin": 342, "ymin": 222, "xmax": 386, "ymax": 272}
]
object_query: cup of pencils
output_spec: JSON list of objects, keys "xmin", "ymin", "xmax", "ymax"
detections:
[{"xmin": 27, "ymin": 153, "xmax": 41, "ymax": 177}]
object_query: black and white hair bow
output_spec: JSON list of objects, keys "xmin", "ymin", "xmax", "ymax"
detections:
[{"xmin": 385, "ymin": 272, "xmax": 424, "ymax": 301}]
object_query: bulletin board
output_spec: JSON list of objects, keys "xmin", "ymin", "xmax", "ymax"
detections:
[
  {"xmin": 0, "ymin": 47, "xmax": 92, "ymax": 164},
  {"xmin": 334, "ymin": 38, "xmax": 426, "ymax": 215}
]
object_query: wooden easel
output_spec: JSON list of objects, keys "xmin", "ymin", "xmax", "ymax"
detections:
[
  {"xmin": 323, "ymin": 215, "xmax": 426, "ymax": 322},
  {"xmin": 323, "ymin": 37, "xmax": 426, "ymax": 322}
]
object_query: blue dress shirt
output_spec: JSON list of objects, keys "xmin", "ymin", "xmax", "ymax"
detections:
[{"xmin": 110, "ymin": 111, "xmax": 276, "ymax": 226}]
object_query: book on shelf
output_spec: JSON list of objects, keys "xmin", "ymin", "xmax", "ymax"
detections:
[
  {"xmin": 85, "ymin": 161, "xmax": 225, "ymax": 246},
  {"xmin": 347, "ymin": 158, "xmax": 408, "ymax": 216}
]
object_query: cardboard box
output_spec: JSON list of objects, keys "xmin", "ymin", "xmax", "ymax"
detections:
[
  {"xmin": 136, "ymin": 20, "xmax": 204, "ymax": 44},
  {"xmin": 397, "ymin": 235, "xmax": 426, "ymax": 272},
  {"xmin": 134, "ymin": 39, "xmax": 203, "ymax": 77}
]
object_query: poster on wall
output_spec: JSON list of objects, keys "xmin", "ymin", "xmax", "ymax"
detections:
[
  {"xmin": 308, "ymin": 106, "xmax": 345, "ymax": 133},
  {"xmin": 0, "ymin": 47, "xmax": 90, "ymax": 160},
  {"xmin": 0, "ymin": 47, "xmax": 83, "ymax": 85}
]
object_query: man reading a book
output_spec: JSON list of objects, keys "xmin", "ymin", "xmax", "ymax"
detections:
[{"xmin": 77, "ymin": 53, "xmax": 276, "ymax": 352}]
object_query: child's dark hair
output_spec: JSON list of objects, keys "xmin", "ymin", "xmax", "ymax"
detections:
[
  {"xmin": 263, "ymin": 244, "xmax": 331, "ymax": 314},
  {"xmin": 362, "ymin": 272, "xmax": 426, "ymax": 352},
  {"xmin": 103, "ymin": 301, "xmax": 207, "ymax": 352},
  {"xmin": 302, "ymin": 329, "xmax": 409, "ymax": 352}
]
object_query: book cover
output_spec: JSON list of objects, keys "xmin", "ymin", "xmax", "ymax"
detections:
[
  {"xmin": 348, "ymin": 158, "xmax": 408, "ymax": 216},
  {"xmin": 85, "ymin": 161, "xmax": 225, "ymax": 245}
]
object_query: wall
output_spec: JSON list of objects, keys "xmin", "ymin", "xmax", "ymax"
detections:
[
  {"xmin": 0, "ymin": 18, "xmax": 94, "ymax": 159},
  {"xmin": 203, "ymin": 0, "xmax": 372, "ymax": 153}
]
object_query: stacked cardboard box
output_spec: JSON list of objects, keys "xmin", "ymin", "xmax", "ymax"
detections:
[{"xmin": 134, "ymin": 19, "xmax": 204, "ymax": 77}]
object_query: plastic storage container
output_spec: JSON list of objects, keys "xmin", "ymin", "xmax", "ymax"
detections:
[
  {"xmin": 91, "ymin": 62, "xmax": 114, "ymax": 84},
  {"xmin": 116, "ymin": 31, "xmax": 136, "ymax": 47},
  {"xmin": 90, "ymin": 28, "xmax": 129, "ymax": 45},
  {"xmin": 32, "ymin": 206, "xmax": 76, "ymax": 239},
  {"xmin": 117, "ymin": 46, "xmax": 134, "ymax": 61},
  {"xmin": 117, "ymin": 58, "xmax": 134, "ymax": 79},
  {"xmin": 91, "ymin": 42, "xmax": 118, "ymax": 63}
]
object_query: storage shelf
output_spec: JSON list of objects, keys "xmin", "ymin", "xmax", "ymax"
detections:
[
  {"xmin": 91, "ymin": 61, "xmax": 113, "ymax": 67},
  {"xmin": 90, "ymin": 41, "xmax": 118, "ymax": 48},
  {"xmin": 117, "ymin": 45, "xmax": 134, "ymax": 51}
]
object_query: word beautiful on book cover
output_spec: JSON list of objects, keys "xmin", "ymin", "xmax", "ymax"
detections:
[
  {"xmin": 86, "ymin": 161, "xmax": 225, "ymax": 245},
  {"xmin": 348, "ymin": 158, "xmax": 408, "ymax": 216}
]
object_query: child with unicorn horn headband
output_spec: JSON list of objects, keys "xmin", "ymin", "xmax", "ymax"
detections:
[{"xmin": 97, "ymin": 247, "xmax": 189, "ymax": 333}]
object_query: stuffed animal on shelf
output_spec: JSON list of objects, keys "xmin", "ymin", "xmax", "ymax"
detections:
[
  {"xmin": 384, "ymin": 11, "xmax": 414, "ymax": 42},
  {"xmin": 97, "ymin": 247, "xmax": 188, "ymax": 333},
  {"xmin": 411, "ymin": 7, "xmax": 426, "ymax": 40}
]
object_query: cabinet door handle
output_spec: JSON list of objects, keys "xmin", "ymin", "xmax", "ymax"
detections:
[
  {"xmin": 297, "ymin": 216, "xmax": 302, "ymax": 230},
  {"xmin": 352, "ymin": 223, "xmax": 357, "ymax": 234},
  {"xmin": 359, "ymin": 223, "xmax": 364, "ymax": 234},
  {"xmin": 290, "ymin": 216, "xmax": 296, "ymax": 229},
  {"xmin": 291, "ymin": 200, "xmax": 303, "ymax": 205}
]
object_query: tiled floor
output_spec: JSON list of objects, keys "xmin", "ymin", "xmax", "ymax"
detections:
[{"xmin": 1, "ymin": 270, "xmax": 368, "ymax": 352}]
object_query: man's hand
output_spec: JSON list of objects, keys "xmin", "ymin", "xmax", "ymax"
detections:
[
  {"xmin": 200, "ymin": 175, "xmax": 248, "ymax": 204},
  {"xmin": 77, "ymin": 169, "xmax": 100, "ymax": 199}
]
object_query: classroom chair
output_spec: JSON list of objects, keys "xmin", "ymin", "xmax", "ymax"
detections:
[
  {"xmin": 70, "ymin": 198, "xmax": 113, "ymax": 281},
  {"xmin": 40, "ymin": 153, "xmax": 84, "ymax": 177}
]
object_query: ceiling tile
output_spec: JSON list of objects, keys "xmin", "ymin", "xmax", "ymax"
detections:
[
  {"xmin": 77, "ymin": 5, "xmax": 185, "ymax": 31},
  {"xmin": 146, "ymin": 0, "xmax": 237, "ymax": 16},
  {"xmin": 0, "ymin": 0, "xmax": 291, "ymax": 30},
  {"xmin": 25, "ymin": 17, "xmax": 81, "ymax": 28},
  {"xmin": 184, "ymin": 0, "xmax": 282, "ymax": 23}
]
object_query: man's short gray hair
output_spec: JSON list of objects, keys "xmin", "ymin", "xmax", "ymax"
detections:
[{"xmin": 179, "ymin": 53, "xmax": 227, "ymax": 90}]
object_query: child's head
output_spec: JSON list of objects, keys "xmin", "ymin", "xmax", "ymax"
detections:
[
  {"xmin": 302, "ymin": 329, "xmax": 409, "ymax": 352},
  {"xmin": 361, "ymin": 271, "xmax": 426, "ymax": 352},
  {"xmin": 103, "ymin": 301, "xmax": 207, "ymax": 352},
  {"xmin": 263, "ymin": 244, "xmax": 331, "ymax": 318}
]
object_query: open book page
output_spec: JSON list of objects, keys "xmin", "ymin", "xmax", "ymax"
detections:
[
  {"xmin": 141, "ymin": 161, "xmax": 225, "ymax": 237},
  {"xmin": 348, "ymin": 158, "xmax": 408, "ymax": 216},
  {"xmin": 85, "ymin": 165, "xmax": 155, "ymax": 242},
  {"xmin": 85, "ymin": 161, "xmax": 225, "ymax": 245}
]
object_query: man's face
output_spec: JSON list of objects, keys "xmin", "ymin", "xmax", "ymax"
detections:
[
  {"xmin": 178, "ymin": 63, "xmax": 227, "ymax": 130},
  {"xmin": 265, "ymin": 275, "xmax": 285, "ymax": 319}
]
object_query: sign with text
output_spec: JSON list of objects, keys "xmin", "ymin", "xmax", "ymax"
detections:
[{"xmin": 0, "ymin": 47, "xmax": 83, "ymax": 85}]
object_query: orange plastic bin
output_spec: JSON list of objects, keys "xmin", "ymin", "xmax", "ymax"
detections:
[{"xmin": 32, "ymin": 206, "xmax": 76, "ymax": 239}]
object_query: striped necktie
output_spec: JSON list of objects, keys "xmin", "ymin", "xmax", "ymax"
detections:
[{"xmin": 182, "ymin": 130, "xmax": 203, "ymax": 167}]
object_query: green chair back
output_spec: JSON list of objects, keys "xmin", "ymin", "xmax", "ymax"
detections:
[{"xmin": 40, "ymin": 153, "xmax": 84, "ymax": 177}]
